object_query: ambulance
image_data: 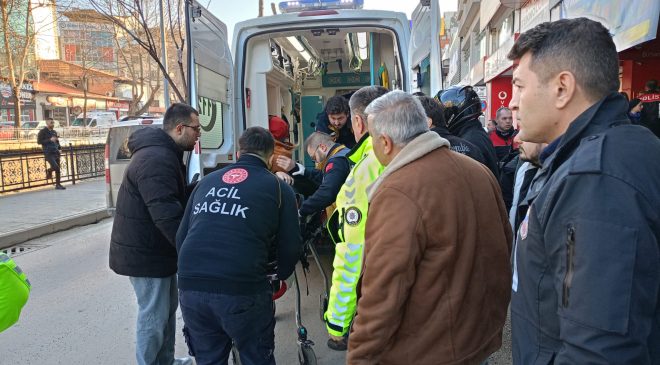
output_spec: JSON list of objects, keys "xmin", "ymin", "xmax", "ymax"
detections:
[
  {"xmin": 106, "ymin": 0, "xmax": 441, "ymax": 207},
  {"xmin": 185, "ymin": 0, "xmax": 442, "ymax": 181}
]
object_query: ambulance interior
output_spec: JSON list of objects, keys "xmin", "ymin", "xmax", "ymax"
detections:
[{"xmin": 243, "ymin": 27, "xmax": 404, "ymax": 167}]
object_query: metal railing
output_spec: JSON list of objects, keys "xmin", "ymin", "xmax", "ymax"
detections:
[
  {"xmin": 0, "ymin": 127, "xmax": 109, "ymax": 152},
  {"xmin": 0, "ymin": 144, "xmax": 105, "ymax": 193}
]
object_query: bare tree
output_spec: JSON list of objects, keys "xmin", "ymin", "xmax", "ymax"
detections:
[
  {"xmin": 89, "ymin": 0, "xmax": 186, "ymax": 103},
  {"xmin": 0, "ymin": 0, "xmax": 36, "ymax": 128},
  {"xmin": 166, "ymin": 0, "xmax": 187, "ymax": 100},
  {"xmin": 114, "ymin": 28, "xmax": 161, "ymax": 115},
  {"xmin": 1, "ymin": 0, "xmax": 74, "ymax": 128}
]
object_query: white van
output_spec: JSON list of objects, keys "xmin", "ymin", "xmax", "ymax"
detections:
[
  {"xmin": 73, "ymin": 111, "xmax": 118, "ymax": 128},
  {"xmin": 184, "ymin": 0, "xmax": 441, "ymax": 182},
  {"xmin": 105, "ymin": 118, "xmax": 163, "ymax": 209}
]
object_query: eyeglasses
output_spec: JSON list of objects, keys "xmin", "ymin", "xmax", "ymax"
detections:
[
  {"xmin": 181, "ymin": 124, "xmax": 201, "ymax": 133},
  {"xmin": 309, "ymin": 144, "xmax": 322, "ymax": 162}
]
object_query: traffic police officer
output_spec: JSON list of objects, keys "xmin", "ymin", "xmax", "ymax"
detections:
[
  {"xmin": 176, "ymin": 127, "xmax": 302, "ymax": 365},
  {"xmin": 324, "ymin": 86, "xmax": 389, "ymax": 350}
]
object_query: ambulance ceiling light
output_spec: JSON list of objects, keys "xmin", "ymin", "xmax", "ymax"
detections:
[
  {"xmin": 287, "ymin": 36, "xmax": 306, "ymax": 52},
  {"xmin": 357, "ymin": 32, "xmax": 368, "ymax": 60},
  {"xmin": 299, "ymin": 50, "xmax": 311, "ymax": 62}
]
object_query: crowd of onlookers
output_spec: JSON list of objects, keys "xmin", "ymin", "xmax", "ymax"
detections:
[{"xmin": 4, "ymin": 16, "xmax": 658, "ymax": 365}]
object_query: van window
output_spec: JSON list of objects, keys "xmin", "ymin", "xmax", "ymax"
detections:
[
  {"xmin": 196, "ymin": 65, "xmax": 226, "ymax": 149},
  {"xmin": 89, "ymin": 119, "xmax": 97, "ymax": 127},
  {"xmin": 109, "ymin": 125, "xmax": 146, "ymax": 161},
  {"xmin": 191, "ymin": 11, "xmax": 231, "ymax": 150},
  {"xmin": 72, "ymin": 118, "xmax": 90, "ymax": 127}
]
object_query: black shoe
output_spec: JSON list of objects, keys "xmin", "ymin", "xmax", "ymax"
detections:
[
  {"xmin": 55, "ymin": 184, "xmax": 66, "ymax": 190},
  {"xmin": 327, "ymin": 337, "xmax": 347, "ymax": 351},
  {"xmin": 46, "ymin": 168, "xmax": 53, "ymax": 179}
]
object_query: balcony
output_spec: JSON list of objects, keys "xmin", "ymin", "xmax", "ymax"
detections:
[{"xmin": 456, "ymin": 0, "xmax": 481, "ymax": 38}]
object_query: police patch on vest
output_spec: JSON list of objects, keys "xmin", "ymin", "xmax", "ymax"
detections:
[
  {"xmin": 345, "ymin": 207, "xmax": 362, "ymax": 226},
  {"xmin": 222, "ymin": 168, "xmax": 248, "ymax": 184}
]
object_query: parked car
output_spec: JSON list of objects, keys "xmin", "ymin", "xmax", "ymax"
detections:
[{"xmin": 0, "ymin": 121, "xmax": 14, "ymax": 139}]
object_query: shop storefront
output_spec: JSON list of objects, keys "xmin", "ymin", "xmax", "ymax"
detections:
[
  {"xmin": 556, "ymin": 0, "xmax": 660, "ymax": 99},
  {"xmin": 35, "ymin": 80, "xmax": 131, "ymax": 125},
  {"xmin": 107, "ymin": 100, "xmax": 130, "ymax": 119},
  {"xmin": 484, "ymin": 35, "xmax": 516, "ymax": 123},
  {"xmin": 0, "ymin": 81, "xmax": 36, "ymax": 123}
]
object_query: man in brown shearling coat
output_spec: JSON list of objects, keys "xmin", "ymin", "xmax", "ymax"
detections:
[{"xmin": 347, "ymin": 91, "xmax": 512, "ymax": 365}]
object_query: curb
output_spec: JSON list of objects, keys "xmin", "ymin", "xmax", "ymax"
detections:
[{"xmin": 0, "ymin": 209, "xmax": 111, "ymax": 249}]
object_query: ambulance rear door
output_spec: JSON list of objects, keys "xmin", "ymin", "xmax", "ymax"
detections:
[
  {"xmin": 185, "ymin": 0, "xmax": 235, "ymax": 182},
  {"xmin": 409, "ymin": 0, "xmax": 442, "ymax": 96}
]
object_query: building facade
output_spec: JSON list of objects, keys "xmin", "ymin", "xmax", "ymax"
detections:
[{"xmin": 444, "ymin": 0, "xmax": 660, "ymax": 126}]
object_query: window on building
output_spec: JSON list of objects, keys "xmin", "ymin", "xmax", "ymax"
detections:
[
  {"xmin": 499, "ymin": 12, "xmax": 515, "ymax": 47},
  {"xmin": 550, "ymin": 3, "xmax": 562, "ymax": 21}
]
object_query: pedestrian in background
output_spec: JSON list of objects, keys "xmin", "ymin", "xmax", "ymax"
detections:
[
  {"xmin": 176, "ymin": 127, "xmax": 301, "ymax": 365},
  {"xmin": 640, "ymin": 79, "xmax": 660, "ymax": 137},
  {"xmin": 489, "ymin": 106, "xmax": 519, "ymax": 165},
  {"xmin": 487, "ymin": 119, "xmax": 497, "ymax": 133},
  {"xmin": 37, "ymin": 118, "xmax": 65, "ymax": 190},
  {"xmin": 109, "ymin": 103, "xmax": 200, "ymax": 365},
  {"xmin": 508, "ymin": 18, "xmax": 660, "ymax": 363},
  {"xmin": 348, "ymin": 91, "xmax": 512, "ymax": 365}
]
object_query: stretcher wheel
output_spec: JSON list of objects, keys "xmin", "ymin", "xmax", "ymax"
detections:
[{"xmin": 298, "ymin": 345, "xmax": 317, "ymax": 365}]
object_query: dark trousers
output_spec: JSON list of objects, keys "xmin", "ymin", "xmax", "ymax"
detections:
[
  {"xmin": 179, "ymin": 289, "xmax": 276, "ymax": 365},
  {"xmin": 44, "ymin": 152, "xmax": 61, "ymax": 185}
]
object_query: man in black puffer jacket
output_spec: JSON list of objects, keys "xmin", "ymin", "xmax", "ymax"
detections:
[
  {"xmin": 438, "ymin": 85, "xmax": 500, "ymax": 178},
  {"xmin": 110, "ymin": 103, "xmax": 199, "ymax": 365}
]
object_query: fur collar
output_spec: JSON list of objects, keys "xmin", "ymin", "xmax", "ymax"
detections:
[{"xmin": 367, "ymin": 131, "xmax": 450, "ymax": 201}]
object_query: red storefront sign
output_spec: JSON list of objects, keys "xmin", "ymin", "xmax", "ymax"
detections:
[
  {"xmin": 488, "ymin": 76, "xmax": 513, "ymax": 121},
  {"xmin": 107, "ymin": 100, "xmax": 129, "ymax": 110}
]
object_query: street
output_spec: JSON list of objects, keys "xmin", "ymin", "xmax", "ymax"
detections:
[
  {"xmin": 1, "ymin": 219, "xmax": 511, "ymax": 365},
  {"xmin": 0, "ymin": 219, "xmax": 345, "ymax": 365}
]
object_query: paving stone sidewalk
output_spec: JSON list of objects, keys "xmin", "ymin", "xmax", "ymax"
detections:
[{"xmin": 0, "ymin": 179, "xmax": 109, "ymax": 248}]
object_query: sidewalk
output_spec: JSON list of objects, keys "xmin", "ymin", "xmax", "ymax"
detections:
[{"xmin": 0, "ymin": 179, "xmax": 110, "ymax": 249}]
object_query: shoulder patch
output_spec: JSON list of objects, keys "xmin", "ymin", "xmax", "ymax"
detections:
[
  {"xmin": 345, "ymin": 207, "xmax": 362, "ymax": 226},
  {"xmin": 570, "ymin": 134, "xmax": 605, "ymax": 174},
  {"xmin": 222, "ymin": 168, "xmax": 248, "ymax": 184},
  {"xmin": 325, "ymin": 162, "xmax": 334, "ymax": 173}
]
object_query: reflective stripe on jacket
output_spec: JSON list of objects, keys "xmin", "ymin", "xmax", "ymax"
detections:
[{"xmin": 324, "ymin": 135, "xmax": 383, "ymax": 336}]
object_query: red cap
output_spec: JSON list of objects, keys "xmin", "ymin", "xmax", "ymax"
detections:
[{"xmin": 268, "ymin": 115, "xmax": 289, "ymax": 141}]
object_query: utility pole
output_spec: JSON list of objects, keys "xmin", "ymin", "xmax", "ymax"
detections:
[{"xmin": 158, "ymin": 0, "xmax": 170, "ymax": 108}]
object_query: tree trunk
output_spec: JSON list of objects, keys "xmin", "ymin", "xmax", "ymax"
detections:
[
  {"xmin": 82, "ymin": 76, "xmax": 88, "ymax": 128},
  {"xmin": 12, "ymin": 86, "xmax": 22, "ymax": 138}
]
